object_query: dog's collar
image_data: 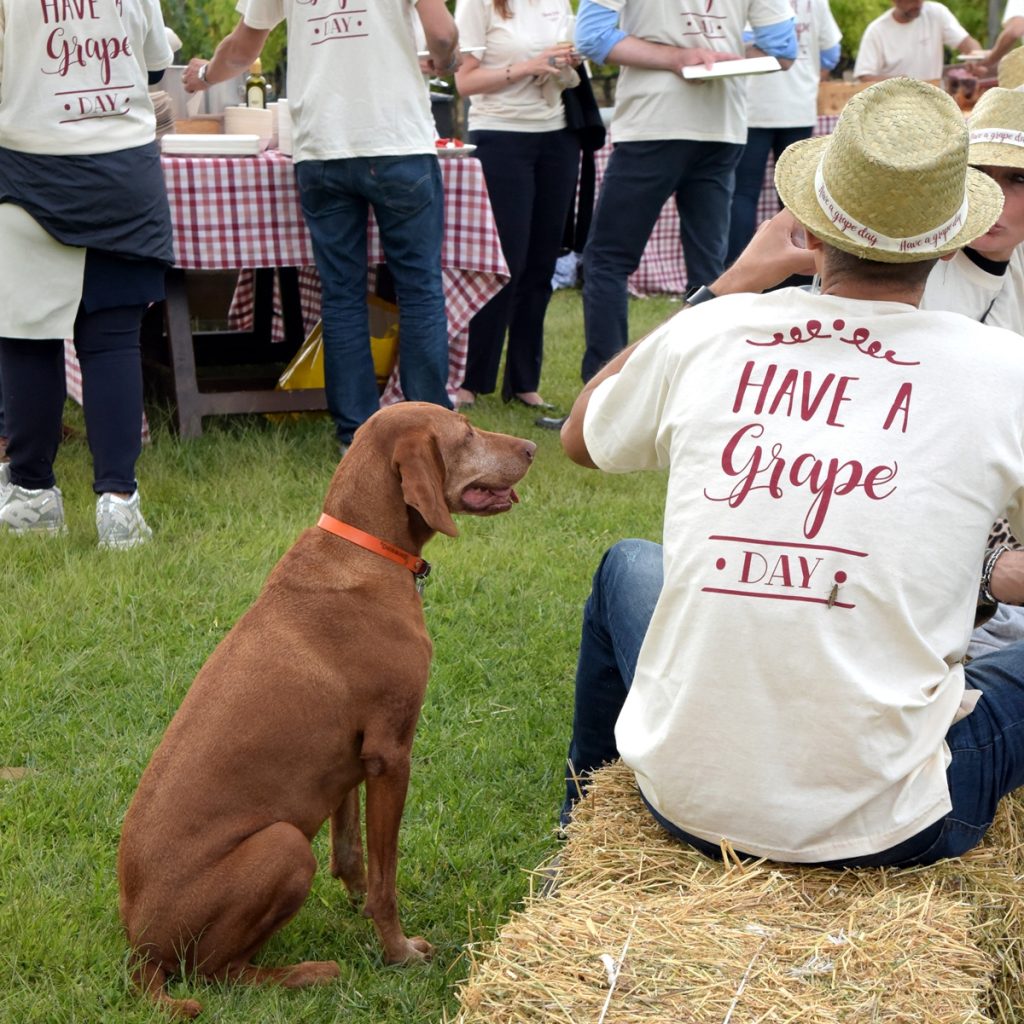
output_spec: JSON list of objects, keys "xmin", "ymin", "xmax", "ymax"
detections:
[{"xmin": 317, "ymin": 513, "xmax": 431, "ymax": 585}]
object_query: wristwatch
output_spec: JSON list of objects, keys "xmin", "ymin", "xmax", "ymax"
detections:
[
  {"xmin": 197, "ymin": 63, "xmax": 210, "ymax": 83},
  {"xmin": 684, "ymin": 284, "xmax": 717, "ymax": 308}
]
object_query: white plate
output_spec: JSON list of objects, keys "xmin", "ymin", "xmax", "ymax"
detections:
[
  {"xmin": 956, "ymin": 50, "xmax": 990, "ymax": 61},
  {"xmin": 418, "ymin": 46, "xmax": 485, "ymax": 58},
  {"xmin": 681, "ymin": 55, "xmax": 781, "ymax": 80},
  {"xmin": 161, "ymin": 133, "xmax": 265, "ymax": 156},
  {"xmin": 435, "ymin": 142, "xmax": 477, "ymax": 158}
]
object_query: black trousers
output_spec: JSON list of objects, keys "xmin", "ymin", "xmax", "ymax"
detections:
[
  {"xmin": 463, "ymin": 127, "xmax": 581, "ymax": 398},
  {"xmin": 0, "ymin": 302, "xmax": 146, "ymax": 494}
]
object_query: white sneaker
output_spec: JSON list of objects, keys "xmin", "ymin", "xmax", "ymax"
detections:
[
  {"xmin": 0, "ymin": 482, "xmax": 66, "ymax": 535},
  {"xmin": 0, "ymin": 462, "xmax": 10, "ymax": 499},
  {"xmin": 96, "ymin": 491, "xmax": 153, "ymax": 549}
]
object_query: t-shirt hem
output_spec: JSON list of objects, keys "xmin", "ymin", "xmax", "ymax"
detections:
[
  {"xmin": 638, "ymin": 780, "xmax": 953, "ymax": 863},
  {"xmin": 292, "ymin": 146, "xmax": 439, "ymax": 162},
  {"xmin": 468, "ymin": 115, "xmax": 569, "ymax": 133},
  {"xmin": 610, "ymin": 128, "xmax": 746, "ymax": 145}
]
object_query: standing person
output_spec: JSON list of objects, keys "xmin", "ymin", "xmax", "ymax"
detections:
[
  {"xmin": 185, "ymin": 0, "xmax": 460, "ymax": 454},
  {"xmin": 726, "ymin": 0, "xmax": 841, "ymax": 264},
  {"xmin": 453, "ymin": 0, "xmax": 583, "ymax": 413},
  {"xmin": 573, "ymin": 0, "xmax": 796, "ymax": 386},
  {"xmin": 853, "ymin": 0, "xmax": 980, "ymax": 83},
  {"xmin": 0, "ymin": 0, "xmax": 174, "ymax": 547},
  {"xmin": 556, "ymin": 79, "xmax": 1024, "ymax": 868}
]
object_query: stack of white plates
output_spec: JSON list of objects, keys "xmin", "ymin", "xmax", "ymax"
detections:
[
  {"xmin": 223, "ymin": 104, "xmax": 274, "ymax": 144},
  {"xmin": 161, "ymin": 133, "xmax": 264, "ymax": 157},
  {"xmin": 275, "ymin": 99, "xmax": 293, "ymax": 156}
]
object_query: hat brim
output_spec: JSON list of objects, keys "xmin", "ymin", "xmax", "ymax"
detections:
[
  {"xmin": 775, "ymin": 135, "xmax": 1004, "ymax": 263},
  {"xmin": 969, "ymin": 144, "xmax": 1024, "ymax": 169}
]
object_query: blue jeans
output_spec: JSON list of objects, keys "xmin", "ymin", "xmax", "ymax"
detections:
[
  {"xmin": 295, "ymin": 155, "xmax": 452, "ymax": 444},
  {"xmin": 580, "ymin": 139, "xmax": 743, "ymax": 381},
  {"xmin": 563, "ymin": 538, "xmax": 1024, "ymax": 868},
  {"xmin": 726, "ymin": 125, "xmax": 812, "ymax": 265}
]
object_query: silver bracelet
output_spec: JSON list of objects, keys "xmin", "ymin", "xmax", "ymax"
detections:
[{"xmin": 980, "ymin": 544, "xmax": 1009, "ymax": 605}]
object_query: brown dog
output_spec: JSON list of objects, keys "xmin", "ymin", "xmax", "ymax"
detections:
[{"xmin": 118, "ymin": 403, "xmax": 535, "ymax": 1017}]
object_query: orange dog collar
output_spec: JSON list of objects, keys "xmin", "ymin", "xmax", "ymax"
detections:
[{"xmin": 317, "ymin": 513, "xmax": 431, "ymax": 583}]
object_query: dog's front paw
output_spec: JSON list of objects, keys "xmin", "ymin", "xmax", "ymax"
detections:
[{"xmin": 386, "ymin": 936, "xmax": 434, "ymax": 964}]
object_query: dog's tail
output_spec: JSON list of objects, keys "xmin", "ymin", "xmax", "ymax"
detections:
[{"xmin": 132, "ymin": 958, "xmax": 203, "ymax": 1019}]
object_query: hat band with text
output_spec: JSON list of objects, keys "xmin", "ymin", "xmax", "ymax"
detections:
[
  {"xmin": 969, "ymin": 127, "xmax": 1024, "ymax": 149},
  {"xmin": 814, "ymin": 160, "xmax": 969, "ymax": 254}
]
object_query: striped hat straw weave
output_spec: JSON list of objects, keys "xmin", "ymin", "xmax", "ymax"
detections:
[{"xmin": 775, "ymin": 78, "xmax": 1003, "ymax": 263}]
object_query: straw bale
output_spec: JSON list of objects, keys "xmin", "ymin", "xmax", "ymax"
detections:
[{"xmin": 450, "ymin": 762, "xmax": 1024, "ymax": 1024}]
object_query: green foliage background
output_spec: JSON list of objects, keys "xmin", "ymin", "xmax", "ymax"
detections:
[
  {"xmin": 160, "ymin": 0, "xmax": 998, "ymax": 90},
  {"xmin": 160, "ymin": 0, "xmax": 287, "ymax": 81}
]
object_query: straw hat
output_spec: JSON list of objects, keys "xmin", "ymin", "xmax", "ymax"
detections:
[
  {"xmin": 968, "ymin": 87, "xmax": 1024, "ymax": 168},
  {"xmin": 775, "ymin": 78, "xmax": 1003, "ymax": 263},
  {"xmin": 998, "ymin": 46, "xmax": 1024, "ymax": 90}
]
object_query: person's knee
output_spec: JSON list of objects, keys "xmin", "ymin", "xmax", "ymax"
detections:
[{"xmin": 597, "ymin": 539, "xmax": 664, "ymax": 600}]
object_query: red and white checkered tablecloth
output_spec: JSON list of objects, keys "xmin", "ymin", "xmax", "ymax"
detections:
[
  {"xmin": 595, "ymin": 114, "xmax": 839, "ymax": 297},
  {"xmin": 66, "ymin": 149, "xmax": 509, "ymax": 410}
]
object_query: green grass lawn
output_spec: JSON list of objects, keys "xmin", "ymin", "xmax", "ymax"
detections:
[{"xmin": 0, "ymin": 288, "xmax": 679, "ymax": 1023}]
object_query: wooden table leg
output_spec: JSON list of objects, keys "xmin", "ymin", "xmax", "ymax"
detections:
[{"xmin": 162, "ymin": 267, "xmax": 205, "ymax": 439}]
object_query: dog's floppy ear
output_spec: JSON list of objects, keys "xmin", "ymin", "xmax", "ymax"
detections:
[{"xmin": 392, "ymin": 434, "xmax": 459, "ymax": 537}]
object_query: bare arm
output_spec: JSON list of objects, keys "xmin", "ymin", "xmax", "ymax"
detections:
[
  {"xmin": 183, "ymin": 21, "xmax": 269, "ymax": 92},
  {"xmin": 710, "ymin": 210, "xmax": 817, "ymax": 294},
  {"xmin": 604, "ymin": 35, "xmax": 742, "ymax": 73},
  {"xmin": 560, "ymin": 339, "xmax": 651, "ymax": 468},
  {"xmin": 416, "ymin": 0, "xmax": 460, "ymax": 75},
  {"xmin": 991, "ymin": 550, "xmax": 1024, "ymax": 604},
  {"xmin": 454, "ymin": 45, "xmax": 574, "ymax": 96},
  {"xmin": 977, "ymin": 17, "xmax": 1024, "ymax": 74},
  {"xmin": 956, "ymin": 34, "xmax": 984, "ymax": 56}
]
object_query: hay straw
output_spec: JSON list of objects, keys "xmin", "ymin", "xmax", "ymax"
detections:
[{"xmin": 451, "ymin": 762, "xmax": 1024, "ymax": 1024}]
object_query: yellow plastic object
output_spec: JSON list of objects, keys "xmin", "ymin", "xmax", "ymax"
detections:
[
  {"xmin": 269, "ymin": 297, "xmax": 399, "ymax": 423},
  {"xmin": 276, "ymin": 320, "xmax": 325, "ymax": 391},
  {"xmin": 276, "ymin": 296, "xmax": 399, "ymax": 392}
]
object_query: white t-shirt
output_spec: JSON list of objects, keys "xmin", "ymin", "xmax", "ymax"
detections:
[
  {"xmin": 456, "ymin": 0, "xmax": 573, "ymax": 132},
  {"xmin": 747, "ymin": 0, "xmax": 841, "ymax": 128},
  {"xmin": 0, "ymin": 0, "xmax": 172, "ymax": 155},
  {"xmin": 241, "ymin": 0, "xmax": 436, "ymax": 161},
  {"xmin": 595, "ymin": 0, "xmax": 793, "ymax": 144},
  {"xmin": 922, "ymin": 248, "xmax": 1024, "ymax": 335},
  {"xmin": 582, "ymin": 288, "xmax": 1024, "ymax": 863},
  {"xmin": 852, "ymin": 1, "xmax": 967, "ymax": 82},
  {"xmin": 1005, "ymin": 0, "xmax": 1024, "ymax": 23}
]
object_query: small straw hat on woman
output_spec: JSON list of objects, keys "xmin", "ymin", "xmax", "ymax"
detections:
[
  {"xmin": 968, "ymin": 86, "xmax": 1024, "ymax": 168},
  {"xmin": 774, "ymin": 78, "xmax": 1003, "ymax": 263}
]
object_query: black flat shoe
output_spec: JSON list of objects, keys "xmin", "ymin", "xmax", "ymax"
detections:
[
  {"xmin": 535, "ymin": 415, "xmax": 567, "ymax": 431},
  {"xmin": 508, "ymin": 395, "xmax": 556, "ymax": 411}
]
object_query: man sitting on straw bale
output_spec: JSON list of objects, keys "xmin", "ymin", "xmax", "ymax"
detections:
[{"xmin": 557, "ymin": 78, "xmax": 1024, "ymax": 869}]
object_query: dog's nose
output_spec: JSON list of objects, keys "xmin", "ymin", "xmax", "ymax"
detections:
[{"xmin": 523, "ymin": 441, "xmax": 537, "ymax": 462}]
